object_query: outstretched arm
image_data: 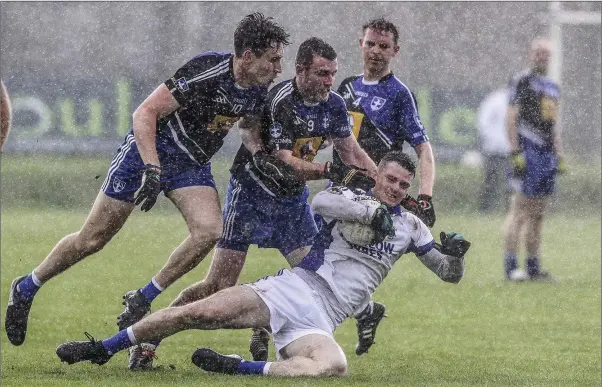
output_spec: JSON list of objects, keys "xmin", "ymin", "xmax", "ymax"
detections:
[
  {"xmin": 415, "ymin": 248, "xmax": 464, "ymax": 284},
  {"xmin": 332, "ymin": 135, "xmax": 377, "ymax": 178},
  {"xmin": 413, "ymin": 142, "xmax": 435, "ymax": 197}
]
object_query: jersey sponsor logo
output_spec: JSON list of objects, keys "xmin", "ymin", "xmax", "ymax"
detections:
[
  {"xmin": 176, "ymin": 77, "xmax": 189, "ymax": 92},
  {"xmin": 269, "ymin": 122, "xmax": 282, "ymax": 138},
  {"xmin": 540, "ymin": 96, "xmax": 558, "ymax": 121},
  {"xmin": 347, "ymin": 240, "xmax": 396, "ymax": 260},
  {"xmin": 348, "ymin": 111, "xmax": 364, "ymax": 139},
  {"xmin": 292, "ymin": 137, "xmax": 323, "ymax": 161},
  {"xmin": 207, "ymin": 115, "xmax": 240, "ymax": 132},
  {"xmin": 112, "ymin": 177, "xmax": 126, "ymax": 193},
  {"xmin": 355, "ymin": 91, "xmax": 369, "ymax": 97},
  {"xmin": 370, "ymin": 96, "xmax": 387, "ymax": 111}
]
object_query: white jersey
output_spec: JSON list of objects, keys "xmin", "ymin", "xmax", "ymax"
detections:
[{"xmin": 297, "ymin": 186, "xmax": 435, "ymax": 318}]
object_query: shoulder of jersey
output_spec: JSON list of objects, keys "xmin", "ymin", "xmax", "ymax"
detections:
[
  {"xmin": 338, "ymin": 75, "xmax": 361, "ymax": 89},
  {"xmin": 267, "ymin": 79, "xmax": 294, "ymax": 111}
]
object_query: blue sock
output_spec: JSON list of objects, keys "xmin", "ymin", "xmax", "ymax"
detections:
[
  {"xmin": 236, "ymin": 360, "xmax": 268, "ymax": 375},
  {"xmin": 527, "ymin": 256, "xmax": 540, "ymax": 277},
  {"xmin": 101, "ymin": 329, "xmax": 133, "ymax": 355},
  {"xmin": 16, "ymin": 274, "xmax": 42, "ymax": 301},
  {"xmin": 504, "ymin": 252, "xmax": 518, "ymax": 277},
  {"xmin": 140, "ymin": 278, "xmax": 163, "ymax": 303}
]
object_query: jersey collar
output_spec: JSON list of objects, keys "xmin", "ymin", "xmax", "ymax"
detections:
[{"xmin": 361, "ymin": 72, "xmax": 394, "ymax": 85}]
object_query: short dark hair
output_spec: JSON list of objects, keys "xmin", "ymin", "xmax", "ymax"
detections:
[
  {"xmin": 379, "ymin": 151, "xmax": 416, "ymax": 176},
  {"xmin": 234, "ymin": 13, "xmax": 290, "ymax": 57},
  {"xmin": 295, "ymin": 37, "xmax": 337, "ymax": 70},
  {"xmin": 362, "ymin": 18, "xmax": 399, "ymax": 45}
]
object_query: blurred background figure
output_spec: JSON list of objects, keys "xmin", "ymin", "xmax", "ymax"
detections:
[
  {"xmin": 477, "ymin": 87, "xmax": 510, "ymax": 213},
  {"xmin": 0, "ymin": 79, "xmax": 11, "ymax": 151},
  {"xmin": 503, "ymin": 37, "xmax": 563, "ymax": 282}
]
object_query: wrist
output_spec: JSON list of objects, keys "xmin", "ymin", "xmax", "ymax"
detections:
[{"xmin": 323, "ymin": 161, "xmax": 332, "ymax": 178}]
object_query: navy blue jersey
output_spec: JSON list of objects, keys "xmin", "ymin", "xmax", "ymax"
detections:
[
  {"xmin": 159, "ymin": 52, "xmax": 267, "ymax": 165},
  {"xmin": 335, "ymin": 73, "xmax": 428, "ymax": 169},
  {"xmin": 508, "ymin": 70, "xmax": 560, "ymax": 151},
  {"xmin": 231, "ymin": 78, "xmax": 351, "ymax": 194}
]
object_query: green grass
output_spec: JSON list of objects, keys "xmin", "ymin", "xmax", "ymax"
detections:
[{"xmin": 1, "ymin": 208, "xmax": 600, "ymax": 386}]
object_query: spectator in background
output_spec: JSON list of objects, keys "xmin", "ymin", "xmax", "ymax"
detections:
[
  {"xmin": 0, "ymin": 79, "xmax": 12, "ymax": 151},
  {"xmin": 477, "ymin": 87, "xmax": 510, "ymax": 212}
]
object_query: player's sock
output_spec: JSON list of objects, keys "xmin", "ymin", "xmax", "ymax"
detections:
[
  {"xmin": 16, "ymin": 272, "xmax": 42, "ymax": 301},
  {"xmin": 140, "ymin": 277, "xmax": 164, "ymax": 303},
  {"xmin": 101, "ymin": 328, "xmax": 135, "ymax": 355},
  {"xmin": 504, "ymin": 252, "xmax": 518, "ymax": 278},
  {"xmin": 526, "ymin": 256, "xmax": 540, "ymax": 277},
  {"xmin": 236, "ymin": 360, "xmax": 272, "ymax": 375}
]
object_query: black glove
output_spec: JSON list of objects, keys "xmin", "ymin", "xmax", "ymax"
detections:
[
  {"xmin": 370, "ymin": 204, "xmax": 395, "ymax": 245},
  {"xmin": 252, "ymin": 151, "xmax": 304, "ymax": 197},
  {"xmin": 436, "ymin": 231, "xmax": 471, "ymax": 258},
  {"xmin": 134, "ymin": 164, "xmax": 161, "ymax": 212},
  {"xmin": 417, "ymin": 194, "xmax": 436, "ymax": 227},
  {"xmin": 400, "ymin": 194, "xmax": 423, "ymax": 216},
  {"xmin": 324, "ymin": 161, "xmax": 375, "ymax": 189}
]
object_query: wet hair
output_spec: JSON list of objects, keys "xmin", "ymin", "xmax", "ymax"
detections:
[
  {"xmin": 295, "ymin": 37, "xmax": 337, "ymax": 70},
  {"xmin": 362, "ymin": 18, "xmax": 399, "ymax": 45},
  {"xmin": 379, "ymin": 150, "xmax": 416, "ymax": 176},
  {"xmin": 234, "ymin": 13, "xmax": 290, "ymax": 57}
]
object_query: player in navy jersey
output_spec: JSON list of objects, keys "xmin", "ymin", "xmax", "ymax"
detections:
[
  {"xmin": 55, "ymin": 151, "xmax": 470, "ymax": 378},
  {"xmin": 336, "ymin": 18, "xmax": 435, "ymax": 229},
  {"xmin": 124, "ymin": 37, "xmax": 377, "ymax": 365},
  {"xmin": 503, "ymin": 37, "xmax": 565, "ymax": 282},
  {"xmin": 5, "ymin": 14, "xmax": 290, "ymax": 356},
  {"xmin": 334, "ymin": 18, "xmax": 437, "ymax": 355}
]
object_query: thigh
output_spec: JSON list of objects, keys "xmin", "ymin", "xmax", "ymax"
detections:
[
  {"xmin": 167, "ymin": 185, "xmax": 222, "ymax": 233},
  {"xmin": 189, "ymin": 284, "xmax": 271, "ymax": 329},
  {"xmin": 279, "ymin": 333, "xmax": 345, "ymax": 364},
  {"xmin": 79, "ymin": 191, "xmax": 135, "ymax": 239}
]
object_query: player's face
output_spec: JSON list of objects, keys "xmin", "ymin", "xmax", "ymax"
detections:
[
  {"xmin": 247, "ymin": 42, "xmax": 284, "ymax": 87},
  {"xmin": 297, "ymin": 56, "xmax": 337, "ymax": 102},
  {"xmin": 373, "ymin": 161, "xmax": 413, "ymax": 207},
  {"xmin": 360, "ymin": 28, "xmax": 399, "ymax": 75},
  {"xmin": 530, "ymin": 41, "xmax": 552, "ymax": 74}
]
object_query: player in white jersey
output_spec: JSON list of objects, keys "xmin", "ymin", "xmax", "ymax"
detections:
[{"xmin": 56, "ymin": 151, "xmax": 470, "ymax": 377}]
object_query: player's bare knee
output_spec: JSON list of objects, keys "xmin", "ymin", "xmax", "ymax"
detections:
[
  {"xmin": 189, "ymin": 222, "xmax": 222, "ymax": 248},
  {"xmin": 75, "ymin": 230, "xmax": 111, "ymax": 255},
  {"xmin": 325, "ymin": 360, "xmax": 348, "ymax": 377}
]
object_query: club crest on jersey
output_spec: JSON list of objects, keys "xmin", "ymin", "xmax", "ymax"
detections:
[
  {"xmin": 176, "ymin": 77, "xmax": 189, "ymax": 92},
  {"xmin": 322, "ymin": 115, "xmax": 330, "ymax": 128},
  {"xmin": 269, "ymin": 123, "xmax": 282, "ymax": 138},
  {"xmin": 113, "ymin": 178, "xmax": 126, "ymax": 193},
  {"xmin": 370, "ymin": 96, "xmax": 387, "ymax": 111}
]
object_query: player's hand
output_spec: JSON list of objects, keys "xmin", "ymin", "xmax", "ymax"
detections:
[
  {"xmin": 417, "ymin": 194, "xmax": 436, "ymax": 227},
  {"xmin": 370, "ymin": 204, "xmax": 395, "ymax": 245},
  {"xmin": 134, "ymin": 164, "xmax": 161, "ymax": 212},
  {"xmin": 438, "ymin": 232, "xmax": 471, "ymax": 258},
  {"xmin": 556, "ymin": 157, "xmax": 568, "ymax": 174},
  {"xmin": 252, "ymin": 150, "xmax": 303, "ymax": 196},
  {"xmin": 324, "ymin": 161, "xmax": 376, "ymax": 189},
  {"xmin": 510, "ymin": 151, "xmax": 527, "ymax": 176}
]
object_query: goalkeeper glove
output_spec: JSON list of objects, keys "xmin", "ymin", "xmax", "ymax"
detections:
[
  {"xmin": 510, "ymin": 151, "xmax": 527, "ymax": 176},
  {"xmin": 435, "ymin": 232, "xmax": 471, "ymax": 258},
  {"xmin": 134, "ymin": 164, "xmax": 162, "ymax": 212},
  {"xmin": 417, "ymin": 194, "xmax": 436, "ymax": 227},
  {"xmin": 324, "ymin": 161, "xmax": 375, "ymax": 189},
  {"xmin": 252, "ymin": 150, "xmax": 304, "ymax": 196},
  {"xmin": 370, "ymin": 204, "xmax": 395, "ymax": 245}
]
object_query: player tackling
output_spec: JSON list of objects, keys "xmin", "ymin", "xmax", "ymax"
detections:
[{"xmin": 56, "ymin": 150, "xmax": 471, "ymax": 377}]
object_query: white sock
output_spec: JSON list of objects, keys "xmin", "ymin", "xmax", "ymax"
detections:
[
  {"xmin": 262, "ymin": 362, "xmax": 272, "ymax": 376},
  {"xmin": 31, "ymin": 271, "xmax": 43, "ymax": 287},
  {"xmin": 126, "ymin": 326, "xmax": 139, "ymax": 345}
]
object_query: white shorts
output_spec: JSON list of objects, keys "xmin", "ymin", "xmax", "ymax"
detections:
[{"xmin": 244, "ymin": 269, "xmax": 336, "ymax": 359}]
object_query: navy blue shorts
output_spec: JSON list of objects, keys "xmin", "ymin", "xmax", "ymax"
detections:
[
  {"xmin": 217, "ymin": 174, "xmax": 318, "ymax": 256},
  {"xmin": 101, "ymin": 133, "xmax": 216, "ymax": 202},
  {"xmin": 509, "ymin": 146, "xmax": 557, "ymax": 197}
]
